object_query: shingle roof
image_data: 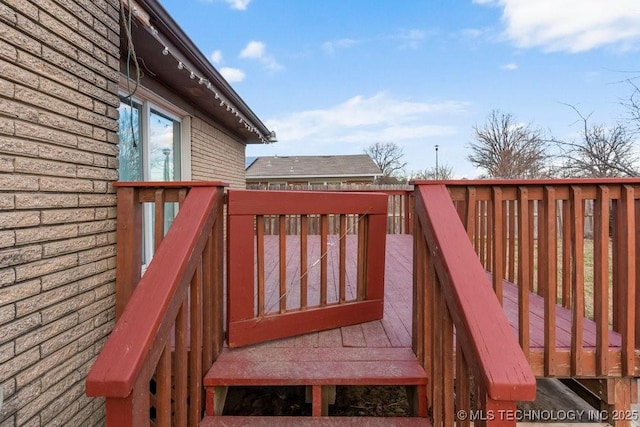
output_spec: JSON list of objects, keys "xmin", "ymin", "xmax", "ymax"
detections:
[{"xmin": 246, "ymin": 154, "xmax": 383, "ymax": 179}]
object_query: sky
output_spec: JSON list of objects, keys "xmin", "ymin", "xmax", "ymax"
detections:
[{"xmin": 159, "ymin": 0, "xmax": 640, "ymax": 178}]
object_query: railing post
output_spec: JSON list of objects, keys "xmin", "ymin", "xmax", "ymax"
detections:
[
  {"xmin": 104, "ymin": 375, "xmax": 150, "ymax": 427},
  {"xmin": 115, "ymin": 186, "xmax": 142, "ymax": 319}
]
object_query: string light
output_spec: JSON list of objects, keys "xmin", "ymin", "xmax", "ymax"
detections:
[{"xmin": 151, "ymin": 42, "xmax": 270, "ymax": 143}]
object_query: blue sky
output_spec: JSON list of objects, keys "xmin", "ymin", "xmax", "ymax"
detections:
[{"xmin": 159, "ymin": 0, "xmax": 640, "ymax": 178}]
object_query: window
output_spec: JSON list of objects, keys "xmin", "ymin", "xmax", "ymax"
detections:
[
  {"xmin": 117, "ymin": 93, "xmax": 191, "ymax": 265},
  {"xmin": 117, "ymin": 99, "xmax": 182, "ymax": 182}
]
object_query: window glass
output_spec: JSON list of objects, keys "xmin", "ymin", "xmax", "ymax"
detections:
[
  {"xmin": 117, "ymin": 101, "xmax": 143, "ymax": 181},
  {"xmin": 149, "ymin": 109, "xmax": 181, "ymax": 181}
]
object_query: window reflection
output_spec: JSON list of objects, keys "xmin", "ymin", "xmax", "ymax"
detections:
[
  {"xmin": 149, "ymin": 110, "xmax": 180, "ymax": 181},
  {"xmin": 117, "ymin": 101, "xmax": 142, "ymax": 181}
]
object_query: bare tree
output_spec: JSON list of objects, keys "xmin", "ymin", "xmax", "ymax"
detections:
[
  {"xmin": 411, "ymin": 164, "xmax": 455, "ymax": 180},
  {"xmin": 623, "ymin": 78, "xmax": 640, "ymax": 136},
  {"xmin": 364, "ymin": 142, "xmax": 407, "ymax": 182},
  {"xmin": 556, "ymin": 105, "xmax": 639, "ymax": 177},
  {"xmin": 468, "ymin": 110, "xmax": 549, "ymax": 178}
]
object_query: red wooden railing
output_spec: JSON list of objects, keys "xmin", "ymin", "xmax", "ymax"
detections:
[
  {"xmin": 86, "ymin": 182, "xmax": 226, "ymax": 427},
  {"xmin": 443, "ymin": 179, "xmax": 640, "ymax": 378},
  {"xmin": 247, "ymin": 185, "xmax": 413, "ymax": 235},
  {"xmin": 413, "ymin": 184, "xmax": 536, "ymax": 427},
  {"xmin": 226, "ymin": 189, "xmax": 388, "ymax": 347}
]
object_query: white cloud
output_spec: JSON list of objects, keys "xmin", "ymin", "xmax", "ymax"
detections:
[
  {"xmin": 240, "ymin": 41, "xmax": 265, "ymax": 59},
  {"xmin": 393, "ymin": 29, "xmax": 427, "ymax": 49},
  {"xmin": 210, "ymin": 50, "xmax": 223, "ymax": 64},
  {"xmin": 321, "ymin": 38, "xmax": 359, "ymax": 55},
  {"xmin": 219, "ymin": 67, "xmax": 245, "ymax": 83},
  {"xmin": 501, "ymin": 62, "xmax": 518, "ymax": 71},
  {"xmin": 225, "ymin": 0, "xmax": 250, "ymax": 10},
  {"xmin": 239, "ymin": 40, "xmax": 283, "ymax": 71},
  {"xmin": 264, "ymin": 92, "xmax": 466, "ymax": 149},
  {"xmin": 475, "ymin": 0, "xmax": 640, "ymax": 52},
  {"xmin": 203, "ymin": 0, "xmax": 250, "ymax": 10}
]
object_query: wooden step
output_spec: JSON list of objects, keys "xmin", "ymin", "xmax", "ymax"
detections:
[
  {"xmin": 203, "ymin": 347, "xmax": 428, "ymax": 417},
  {"xmin": 204, "ymin": 347, "xmax": 428, "ymax": 386},
  {"xmin": 200, "ymin": 416, "xmax": 432, "ymax": 426}
]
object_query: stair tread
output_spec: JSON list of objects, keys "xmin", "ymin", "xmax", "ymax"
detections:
[
  {"xmin": 200, "ymin": 416, "xmax": 432, "ymax": 426},
  {"xmin": 204, "ymin": 347, "xmax": 428, "ymax": 386}
]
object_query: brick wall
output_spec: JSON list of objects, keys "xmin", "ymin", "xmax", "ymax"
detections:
[
  {"xmin": 0, "ymin": 1, "xmax": 120, "ymax": 426},
  {"xmin": 191, "ymin": 116, "xmax": 247, "ymax": 189}
]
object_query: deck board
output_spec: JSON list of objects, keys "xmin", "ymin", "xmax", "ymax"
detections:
[
  {"xmin": 250, "ymin": 234, "xmax": 622, "ymax": 353},
  {"xmin": 205, "ymin": 347, "xmax": 428, "ymax": 386}
]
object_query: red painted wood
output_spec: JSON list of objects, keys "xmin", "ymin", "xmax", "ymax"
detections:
[
  {"xmin": 114, "ymin": 180, "xmax": 228, "ymax": 188},
  {"xmin": 341, "ymin": 324, "xmax": 366, "ymax": 347},
  {"xmin": 86, "ymin": 186, "xmax": 223, "ymax": 398},
  {"xmin": 517, "ymin": 187, "xmax": 530, "ymax": 359},
  {"xmin": 175, "ymin": 298, "xmax": 188, "ymax": 427},
  {"xmin": 227, "ymin": 190, "xmax": 388, "ymax": 215},
  {"xmin": 189, "ymin": 262, "xmax": 204, "ymax": 424},
  {"xmin": 620, "ymin": 185, "xmax": 636, "ymax": 376},
  {"xmin": 115, "ymin": 187, "xmax": 142, "ymax": 320},
  {"xmin": 300, "ymin": 215, "xmax": 309, "ymax": 308},
  {"xmin": 415, "ymin": 184, "xmax": 536, "ymax": 402},
  {"xmin": 365, "ymin": 213, "xmax": 387, "ymax": 301},
  {"xmin": 200, "ymin": 416, "xmax": 432, "ymax": 426},
  {"xmin": 543, "ymin": 186, "xmax": 557, "ymax": 376},
  {"xmin": 204, "ymin": 347, "xmax": 427, "ymax": 386},
  {"xmin": 595, "ymin": 185, "xmax": 610, "ymax": 375},
  {"xmin": 227, "ymin": 300, "xmax": 384, "ymax": 348},
  {"xmin": 415, "ymin": 177, "xmax": 640, "ymax": 187},
  {"xmin": 156, "ymin": 346, "xmax": 171, "ymax": 427},
  {"xmin": 226, "ymin": 189, "xmax": 387, "ymax": 347},
  {"xmin": 104, "ymin": 378, "xmax": 149, "ymax": 427},
  {"xmin": 570, "ymin": 186, "xmax": 585, "ymax": 375},
  {"xmin": 227, "ymin": 214, "xmax": 256, "ymax": 323},
  {"xmin": 492, "ymin": 187, "xmax": 504, "ymax": 304},
  {"xmin": 154, "ymin": 189, "xmax": 165, "ymax": 250},
  {"xmin": 312, "ymin": 385, "xmax": 322, "ymax": 417}
]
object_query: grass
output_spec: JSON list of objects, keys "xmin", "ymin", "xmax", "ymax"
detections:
[{"xmin": 479, "ymin": 236, "xmax": 614, "ymax": 325}]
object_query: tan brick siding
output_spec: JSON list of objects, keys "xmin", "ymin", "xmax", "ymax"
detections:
[
  {"xmin": 191, "ymin": 116, "xmax": 247, "ymax": 189},
  {"xmin": 0, "ymin": 0, "xmax": 119, "ymax": 426}
]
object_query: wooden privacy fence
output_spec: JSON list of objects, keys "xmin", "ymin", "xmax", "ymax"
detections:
[
  {"xmin": 86, "ymin": 182, "xmax": 226, "ymax": 427},
  {"xmin": 413, "ymin": 184, "xmax": 536, "ymax": 427},
  {"xmin": 226, "ymin": 189, "xmax": 388, "ymax": 347},
  {"xmin": 444, "ymin": 179, "xmax": 640, "ymax": 378},
  {"xmin": 247, "ymin": 184, "xmax": 413, "ymax": 235}
]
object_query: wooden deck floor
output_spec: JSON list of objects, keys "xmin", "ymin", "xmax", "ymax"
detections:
[
  {"xmin": 245, "ymin": 234, "xmax": 413, "ymax": 350},
  {"xmin": 239, "ymin": 234, "xmax": 622, "ymax": 355}
]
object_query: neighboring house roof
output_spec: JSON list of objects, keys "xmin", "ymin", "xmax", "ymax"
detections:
[
  {"xmin": 123, "ymin": 0, "xmax": 274, "ymax": 144},
  {"xmin": 245, "ymin": 156, "xmax": 258, "ymax": 169},
  {"xmin": 246, "ymin": 155, "xmax": 383, "ymax": 180}
]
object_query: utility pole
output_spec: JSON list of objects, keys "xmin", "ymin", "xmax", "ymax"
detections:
[{"xmin": 435, "ymin": 144, "xmax": 439, "ymax": 180}]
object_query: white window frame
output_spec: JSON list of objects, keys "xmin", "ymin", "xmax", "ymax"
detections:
[{"xmin": 118, "ymin": 80, "xmax": 193, "ymax": 265}]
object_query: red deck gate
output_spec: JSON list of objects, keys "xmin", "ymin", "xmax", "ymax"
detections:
[{"xmin": 226, "ymin": 190, "xmax": 388, "ymax": 347}]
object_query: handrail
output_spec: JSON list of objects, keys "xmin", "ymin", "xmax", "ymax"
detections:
[
  {"xmin": 413, "ymin": 184, "xmax": 535, "ymax": 425},
  {"xmin": 86, "ymin": 183, "xmax": 226, "ymax": 426}
]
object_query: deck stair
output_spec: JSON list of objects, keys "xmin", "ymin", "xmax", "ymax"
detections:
[
  {"xmin": 200, "ymin": 416, "xmax": 432, "ymax": 426},
  {"xmin": 202, "ymin": 346, "xmax": 429, "ymax": 421}
]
